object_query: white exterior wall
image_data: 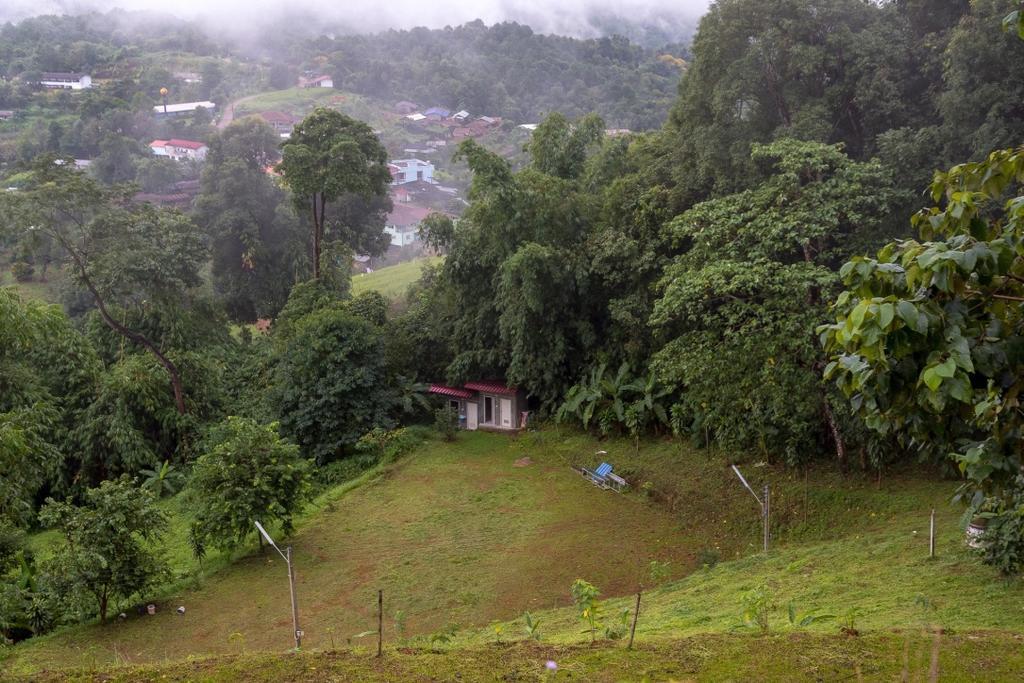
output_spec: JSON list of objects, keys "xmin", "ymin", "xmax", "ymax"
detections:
[
  {"xmin": 161, "ymin": 145, "xmax": 208, "ymax": 161},
  {"xmin": 40, "ymin": 75, "xmax": 92, "ymax": 90},
  {"xmin": 391, "ymin": 159, "xmax": 434, "ymax": 185},
  {"xmin": 384, "ymin": 225, "xmax": 419, "ymax": 247}
]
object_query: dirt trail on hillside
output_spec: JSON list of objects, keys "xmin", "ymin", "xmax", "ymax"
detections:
[{"xmin": 218, "ymin": 93, "xmax": 264, "ymax": 129}]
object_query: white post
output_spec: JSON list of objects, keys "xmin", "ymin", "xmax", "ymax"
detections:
[
  {"xmin": 287, "ymin": 546, "xmax": 301, "ymax": 650},
  {"xmin": 763, "ymin": 484, "xmax": 770, "ymax": 553},
  {"xmin": 929, "ymin": 509, "xmax": 935, "ymax": 558}
]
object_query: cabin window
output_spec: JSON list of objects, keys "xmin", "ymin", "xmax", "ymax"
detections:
[{"xmin": 449, "ymin": 399, "xmax": 460, "ymax": 412}]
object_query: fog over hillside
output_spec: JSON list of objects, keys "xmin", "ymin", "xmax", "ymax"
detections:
[{"xmin": 0, "ymin": 0, "xmax": 710, "ymax": 43}]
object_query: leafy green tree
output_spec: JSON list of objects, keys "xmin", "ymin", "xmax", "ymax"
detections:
[
  {"xmin": 196, "ymin": 118, "xmax": 305, "ymax": 321},
  {"xmin": 1, "ymin": 157, "xmax": 209, "ymax": 414},
  {"xmin": 0, "ymin": 407, "xmax": 61, "ymax": 528},
  {"xmin": 665, "ymin": 0, "xmax": 936, "ymax": 204},
  {"xmin": 188, "ymin": 417, "xmax": 310, "ymax": 550},
  {"xmin": 652, "ymin": 139, "xmax": 898, "ymax": 464},
  {"xmin": 277, "ymin": 108, "xmax": 391, "ymax": 279},
  {"xmin": 39, "ymin": 477, "xmax": 168, "ymax": 623},
  {"xmin": 0, "ymin": 288, "xmax": 100, "ymax": 509},
  {"xmin": 939, "ymin": 0, "xmax": 1024, "ymax": 160},
  {"xmin": 822, "ymin": 147, "xmax": 1024, "ymax": 539},
  {"xmin": 528, "ymin": 112, "xmax": 604, "ymax": 179},
  {"xmin": 270, "ymin": 306, "xmax": 394, "ymax": 463}
]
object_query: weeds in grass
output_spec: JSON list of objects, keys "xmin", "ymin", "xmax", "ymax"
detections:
[
  {"xmin": 786, "ymin": 601, "xmax": 834, "ymax": 629},
  {"xmin": 841, "ymin": 607, "xmax": 862, "ymax": 636},
  {"xmin": 428, "ymin": 624, "xmax": 459, "ymax": 649},
  {"xmin": 603, "ymin": 607, "xmax": 632, "ymax": 640},
  {"xmin": 739, "ymin": 583, "xmax": 773, "ymax": 633},
  {"xmin": 697, "ymin": 548, "xmax": 720, "ymax": 569},
  {"xmin": 571, "ymin": 579, "xmax": 602, "ymax": 642},
  {"xmin": 523, "ymin": 611, "xmax": 542, "ymax": 641},
  {"xmin": 227, "ymin": 632, "xmax": 246, "ymax": 653},
  {"xmin": 393, "ymin": 610, "xmax": 407, "ymax": 644},
  {"xmin": 648, "ymin": 559, "xmax": 672, "ymax": 586}
]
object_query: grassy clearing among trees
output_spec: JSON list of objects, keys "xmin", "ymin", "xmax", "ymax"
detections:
[
  {"xmin": 5, "ymin": 431, "xmax": 1022, "ymax": 678},
  {"xmin": 351, "ymin": 257, "xmax": 443, "ymax": 301}
]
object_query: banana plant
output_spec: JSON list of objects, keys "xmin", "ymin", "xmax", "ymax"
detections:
[{"xmin": 138, "ymin": 460, "xmax": 185, "ymax": 498}]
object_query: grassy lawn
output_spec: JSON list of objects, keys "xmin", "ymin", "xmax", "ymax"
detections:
[
  {"xmin": 6, "ymin": 430, "xmax": 1024, "ymax": 679},
  {"xmin": 0, "ymin": 271, "xmax": 63, "ymax": 304},
  {"xmin": 234, "ymin": 88, "xmax": 386, "ymax": 128},
  {"xmin": 351, "ymin": 257, "xmax": 442, "ymax": 300},
  {"xmin": 20, "ymin": 633, "xmax": 1024, "ymax": 682}
]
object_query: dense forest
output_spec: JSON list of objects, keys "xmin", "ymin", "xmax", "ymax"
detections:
[
  {"xmin": 307, "ymin": 21, "xmax": 686, "ymax": 128},
  {"xmin": 3, "ymin": 0, "xmax": 1024, "ymax": 647}
]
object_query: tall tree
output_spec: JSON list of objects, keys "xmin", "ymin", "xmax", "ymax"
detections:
[
  {"xmin": 0, "ymin": 157, "xmax": 207, "ymax": 414},
  {"xmin": 823, "ymin": 146, "xmax": 1024, "ymax": 515},
  {"xmin": 651, "ymin": 139, "xmax": 899, "ymax": 465},
  {"xmin": 195, "ymin": 118, "xmax": 305, "ymax": 321},
  {"xmin": 277, "ymin": 108, "xmax": 391, "ymax": 279}
]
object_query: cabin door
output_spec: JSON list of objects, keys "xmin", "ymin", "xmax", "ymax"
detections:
[
  {"xmin": 466, "ymin": 402, "xmax": 479, "ymax": 430},
  {"xmin": 500, "ymin": 398, "xmax": 513, "ymax": 428}
]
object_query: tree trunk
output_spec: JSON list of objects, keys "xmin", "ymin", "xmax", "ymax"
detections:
[
  {"xmin": 99, "ymin": 588, "xmax": 108, "ymax": 624},
  {"xmin": 823, "ymin": 398, "xmax": 846, "ymax": 471},
  {"xmin": 310, "ymin": 197, "xmax": 321, "ymax": 280}
]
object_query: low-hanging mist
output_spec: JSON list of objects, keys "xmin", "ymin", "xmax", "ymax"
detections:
[{"xmin": 0, "ymin": 0, "xmax": 711, "ymax": 43}]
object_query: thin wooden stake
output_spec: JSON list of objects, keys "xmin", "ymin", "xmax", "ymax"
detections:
[
  {"xmin": 627, "ymin": 591, "xmax": 641, "ymax": 650},
  {"xmin": 929, "ymin": 509, "xmax": 936, "ymax": 558},
  {"xmin": 377, "ymin": 589, "xmax": 383, "ymax": 657}
]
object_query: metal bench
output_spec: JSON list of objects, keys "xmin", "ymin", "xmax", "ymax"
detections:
[
  {"xmin": 604, "ymin": 472, "xmax": 628, "ymax": 493},
  {"xmin": 582, "ymin": 462, "xmax": 613, "ymax": 487}
]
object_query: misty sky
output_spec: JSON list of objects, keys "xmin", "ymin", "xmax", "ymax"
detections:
[{"xmin": 1, "ymin": 0, "xmax": 713, "ymax": 38}]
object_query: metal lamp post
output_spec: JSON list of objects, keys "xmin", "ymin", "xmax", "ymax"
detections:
[
  {"xmin": 731, "ymin": 464, "xmax": 770, "ymax": 553},
  {"xmin": 255, "ymin": 521, "xmax": 303, "ymax": 649}
]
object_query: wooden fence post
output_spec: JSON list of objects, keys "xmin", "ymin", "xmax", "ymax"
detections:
[
  {"xmin": 377, "ymin": 589, "xmax": 383, "ymax": 657},
  {"xmin": 627, "ymin": 591, "xmax": 642, "ymax": 650}
]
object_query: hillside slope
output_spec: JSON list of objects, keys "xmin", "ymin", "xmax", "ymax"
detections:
[{"xmin": 6, "ymin": 431, "xmax": 1024, "ymax": 679}]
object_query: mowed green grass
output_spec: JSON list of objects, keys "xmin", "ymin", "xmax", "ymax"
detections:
[
  {"xmin": 8, "ymin": 430, "xmax": 1024, "ymax": 679},
  {"xmin": 351, "ymin": 257, "xmax": 442, "ymax": 300},
  {"xmin": 234, "ymin": 88, "xmax": 385, "ymax": 128},
  {"xmin": 5, "ymin": 432, "xmax": 696, "ymax": 673},
  {"xmin": 22, "ymin": 632, "xmax": 1024, "ymax": 682},
  {"xmin": 0, "ymin": 272, "xmax": 63, "ymax": 304}
]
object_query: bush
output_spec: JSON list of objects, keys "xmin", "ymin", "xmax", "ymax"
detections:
[
  {"xmin": 10, "ymin": 261, "xmax": 33, "ymax": 283},
  {"xmin": 189, "ymin": 418, "xmax": 311, "ymax": 550},
  {"xmin": 980, "ymin": 476, "xmax": 1024, "ymax": 575},
  {"xmin": 434, "ymin": 406, "xmax": 458, "ymax": 441}
]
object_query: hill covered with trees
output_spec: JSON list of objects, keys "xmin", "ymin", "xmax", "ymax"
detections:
[{"xmin": 2, "ymin": 0, "xmax": 1024, "ymax": 670}]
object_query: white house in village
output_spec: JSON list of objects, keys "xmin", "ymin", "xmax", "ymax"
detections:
[
  {"xmin": 39, "ymin": 72, "xmax": 92, "ymax": 90},
  {"xmin": 153, "ymin": 101, "xmax": 216, "ymax": 118},
  {"xmin": 150, "ymin": 139, "xmax": 208, "ymax": 161},
  {"xmin": 388, "ymin": 159, "xmax": 434, "ymax": 185},
  {"xmin": 384, "ymin": 203, "xmax": 433, "ymax": 247},
  {"xmin": 303, "ymin": 75, "xmax": 333, "ymax": 88}
]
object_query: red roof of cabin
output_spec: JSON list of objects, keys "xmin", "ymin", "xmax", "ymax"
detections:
[
  {"xmin": 166, "ymin": 139, "xmax": 206, "ymax": 150},
  {"xmin": 428, "ymin": 384, "xmax": 474, "ymax": 399},
  {"xmin": 463, "ymin": 381, "xmax": 517, "ymax": 396}
]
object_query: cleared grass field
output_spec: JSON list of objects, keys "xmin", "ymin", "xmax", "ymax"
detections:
[
  {"xmin": 233, "ymin": 88, "xmax": 386, "ymax": 129},
  {"xmin": 351, "ymin": 257, "xmax": 442, "ymax": 300},
  {"xmin": 7, "ymin": 430, "xmax": 1024, "ymax": 680}
]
